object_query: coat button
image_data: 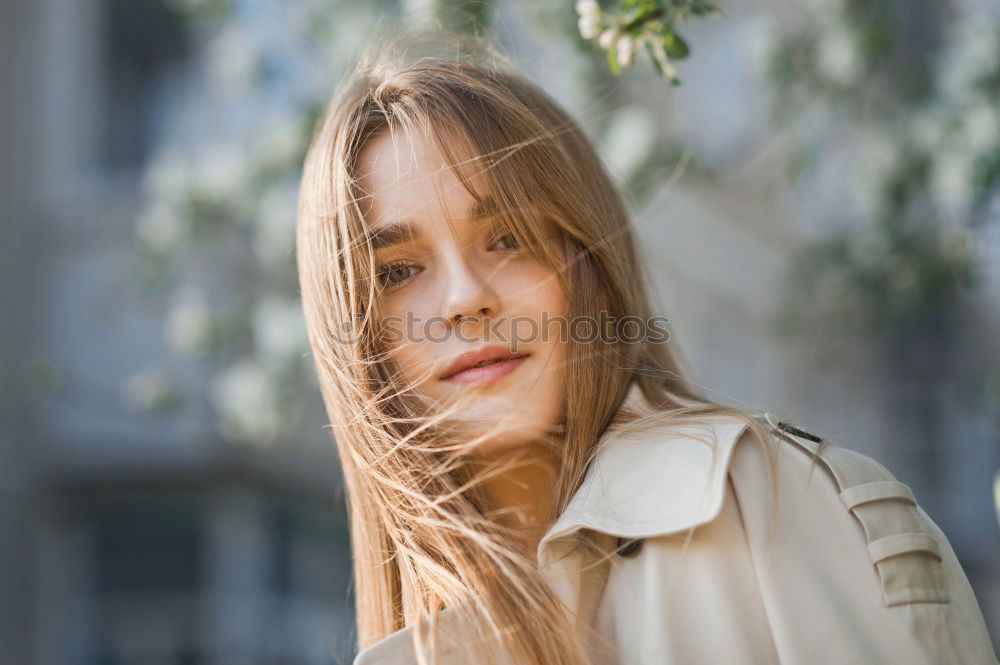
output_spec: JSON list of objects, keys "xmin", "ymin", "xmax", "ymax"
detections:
[{"xmin": 615, "ymin": 537, "xmax": 644, "ymax": 558}]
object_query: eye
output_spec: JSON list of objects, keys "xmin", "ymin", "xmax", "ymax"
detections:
[
  {"xmin": 377, "ymin": 261, "xmax": 420, "ymax": 290},
  {"xmin": 490, "ymin": 231, "xmax": 522, "ymax": 252}
]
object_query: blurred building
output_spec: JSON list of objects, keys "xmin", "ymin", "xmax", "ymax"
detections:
[{"xmin": 2, "ymin": 1, "xmax": 354, "ymax": 664}]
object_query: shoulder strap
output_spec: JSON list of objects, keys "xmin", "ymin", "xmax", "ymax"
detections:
[
  {"xmin": 757, "ymin": 412, "xmax": 950, "ymax": 607},
  {"xmin": 760, "ymin": 412, "xmax": 898, "ymax": 488}
]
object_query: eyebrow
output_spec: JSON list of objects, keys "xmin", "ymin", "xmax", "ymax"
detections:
[{"xmin": 366, "ymin": 194, "xmax": 500, "ymax": 251}]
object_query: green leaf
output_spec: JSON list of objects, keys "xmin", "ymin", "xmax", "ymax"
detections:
[
  {"xmin": 691, "ymin": 1, "xmax": 721, "ymax": 17},
  {"xmin": 662, "ymin": 30, "xmax": 689, "ymax": 59},
  {"xmin": 608, "ymin": 38, "xmax": 621, "ymax": 75},
  {"xmin": 622, "ymin": 2, "xmax": 663, "ymax": 30},
  {"xmin": 646, "ymin": 38, "xmax": 681, "ymax": 85},
  {"xmin": 645, "ymin": 40, "xmax": 667, "ymax": 78}
]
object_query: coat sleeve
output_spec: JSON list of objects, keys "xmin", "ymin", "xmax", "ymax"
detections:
[{"xmin": 727, "ymin": 426, "xmax": 999, "ymax": 665}]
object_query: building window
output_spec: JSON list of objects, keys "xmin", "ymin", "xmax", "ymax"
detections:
[{"xmin": 98, "ymin": 0, "xmax": 190, "ymax": 173}]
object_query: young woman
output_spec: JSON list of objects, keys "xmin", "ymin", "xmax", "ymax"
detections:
[{"xmin": 295, "ymin": 28, "xmax": 998, "ymax": 665}]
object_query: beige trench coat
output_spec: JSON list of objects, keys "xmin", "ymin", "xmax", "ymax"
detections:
[{"xmin": 353, "ymin": 392, "xmax": 999, "ymax": 665}]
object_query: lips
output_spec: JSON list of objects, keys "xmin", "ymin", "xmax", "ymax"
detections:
[{"xmin": 440, "ymin": 345, "xmax": 530, "ymax": 381}]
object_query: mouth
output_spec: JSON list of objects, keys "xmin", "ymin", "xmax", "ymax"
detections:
[{"xmin": 440, "ymin": 347, "xmax": 531, "ymax": 386}]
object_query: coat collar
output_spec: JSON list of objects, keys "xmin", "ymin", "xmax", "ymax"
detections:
[
  {"xmin": 536, "ymin": 386, "xmax": 752, "ymax": 559},
  {"xmin": 353, "ymin": 386, "xmax": 754, "ymax": 665}
]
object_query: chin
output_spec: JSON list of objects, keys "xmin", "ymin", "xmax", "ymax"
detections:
[{"xmin": 459, "ymin": 409, "xmax": 558, "ymax": 453}]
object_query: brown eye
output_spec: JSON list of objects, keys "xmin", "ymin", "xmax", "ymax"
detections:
[
  {"xmin": 491, "ymin": 231, "xmax": 521, "ymax": 251},
  {"xmin": 377, "ymin": 262, "xmax": 419, "ymax": 289}
]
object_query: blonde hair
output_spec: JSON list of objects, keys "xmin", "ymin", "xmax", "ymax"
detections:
[{"xmin": 296, "ymin": 25, "xmax": 782, "ymax": 665}]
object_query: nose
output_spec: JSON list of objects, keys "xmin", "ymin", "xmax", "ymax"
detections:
[{"xmin": 440, "ymin": 254, "xmax": 501, "ymax": 326}]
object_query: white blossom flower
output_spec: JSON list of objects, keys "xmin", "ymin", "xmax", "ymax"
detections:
[
  {"xmin": 141, "ymin": 146, "xmax": 189, "ymax": 200},
  {"xmin": 616, "ymin": 34, "xmax": 636, "ymax": 69},
  {"xmin": 253, "ymin": 296, "xmax": 308, "ymax": 362},
  {"xmin": 166, "ymin": 286, "xmax": 212, "ymax": 355},
  {"xmin": 135, "ymin": 0, "xmax": 397, "ymax": 450},
  {"xmin": 960, "ymin": 99, "xmax": 1000, "ymax": 152},
  {"xmin": 256, "ymin": 119, "xmax": 302, "ymax": 171},
  {"xmin": 206, "ymin": 22, "xmax": 258, "ymax": 94},
  {"xmin": 598, "ymin": 27, "xmax": 618, "ymax": 50},
  {"xmin": 576, "ymin": 0, "xmax": 602, "ymax": 39},
  {"xmin": 931, "ymin": 148, "xmax": 975, "ymax": 219},
  {"xmin": 136, "ymin": 202, "xmax": 185, "ymax": 254},
  {"xmin": 194, "ymin": 141, "xmax": 248, "ymax": 204},
  {"xmin": 579, "ymin": 13, "xmax": 603, "ymax": 40},
  {"xmin": 816, "ymin": 23, "xmax": 862, "ymax": 86},
  {"xmin": 253, "ymin": 183, "xmax": 297, "ymax": 268},
  {"xmin": 210, "ymin": 358, "xmax": 283, "ymax": 448}
]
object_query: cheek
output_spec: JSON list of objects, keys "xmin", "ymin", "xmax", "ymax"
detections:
[
  {"xmin": 382, "ymin": 335, "xmax": 448, "ymax": 394},
  {"xmin": 379, "ymin": 301, "xmax": 430, "ymax": 385},
  {"xmin": 378, "ymin": 295, "xmax": 455, "ymax": 389},
  {"xmin": 503, "ymin": 259, "xmax": 567, "ymax": 315},
  {"xmin": 508, "ymin": 263, "xmax": 569, "ymax": 374},
  {"xmin": 378, "ymin": 286, "xmax": 436, "ymax": 351}
]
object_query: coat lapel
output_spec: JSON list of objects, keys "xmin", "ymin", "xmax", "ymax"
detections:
[{"xmin": 537, "ymin": 410, "xmax": 751, "ymax": 555}]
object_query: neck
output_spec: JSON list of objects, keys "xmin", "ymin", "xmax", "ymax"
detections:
[{"xmin": 466, "ymin": 439, "xmax": 562, "ymax": 556}]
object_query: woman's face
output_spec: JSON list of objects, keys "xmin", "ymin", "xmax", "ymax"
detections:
[{"xmin": 356, "ymin": 128, "xmax": 569, "ymax": 454}]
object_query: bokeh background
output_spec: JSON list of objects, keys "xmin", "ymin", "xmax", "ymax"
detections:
[{"xmin": 2, "ymin": 0, "xmax": 998, "ymax": 663}]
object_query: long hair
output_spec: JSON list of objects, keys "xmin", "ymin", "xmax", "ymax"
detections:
[{"xmin": 296, "ymin": 25, "xmax": 782, "ymax": 665}]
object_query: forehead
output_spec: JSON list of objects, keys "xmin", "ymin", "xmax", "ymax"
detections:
[{"xmin": 356, "ymin": 127, "xmax": 488, "ymax": 225}]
